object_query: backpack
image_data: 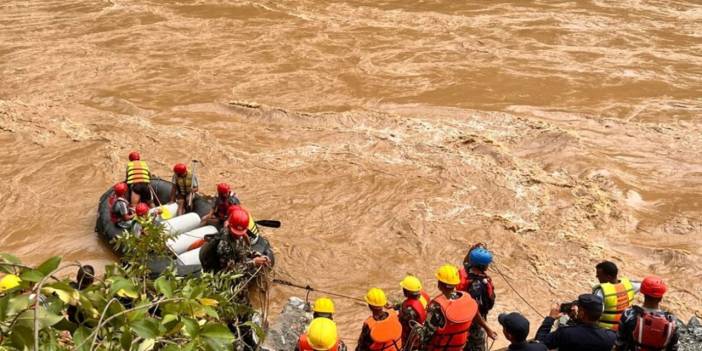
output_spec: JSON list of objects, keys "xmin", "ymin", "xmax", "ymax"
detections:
[{"xmin": 632, "ymin": 309, "xmax": 676, "ymax": 351}]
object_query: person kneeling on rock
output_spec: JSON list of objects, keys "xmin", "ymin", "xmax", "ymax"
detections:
[{"xmin": 215, "ymin": 205, "xmax": 270, "ymax": 273}]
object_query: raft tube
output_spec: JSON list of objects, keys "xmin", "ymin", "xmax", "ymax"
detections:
[{"xmin": 168, "ymin": 225, "xmax": 218, "ymax": 254}]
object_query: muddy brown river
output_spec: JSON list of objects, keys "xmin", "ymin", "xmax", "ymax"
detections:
[{"xmin": 1, "ymin": 0, "xmax": 700, "ymax": 347}]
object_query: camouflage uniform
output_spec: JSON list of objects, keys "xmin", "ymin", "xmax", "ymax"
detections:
[
  {"xmin": 216, "ymin": 228, "xmax": 258, "ymax": 274},
  {"xmin": 418, "ymin": 291, "xmax": 461, "ymax": 348}
]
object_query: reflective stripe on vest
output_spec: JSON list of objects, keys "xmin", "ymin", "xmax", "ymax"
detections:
[
  {"xmin": 175, "ymin": 171, "xmax": 193, "ymax": 194},
  {"xmin": 427, "ymin": 292, "xmax": 478, "ymax": 351},
  {"xmin": 126, "ymin": 161, "xmax": 151, "ymax": 184},
  {"xmin": 365, "ymin": 311, "xmax": 403, "ymax": 351},
  {"xmin": 297, "ymin": 334, "xmax": 340, "ymax": 351},
  {"xmin": 597, "ymin": 278, "xmax": 635, "ymax": 331}
]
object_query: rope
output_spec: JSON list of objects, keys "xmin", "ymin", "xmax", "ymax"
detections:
[
  {"xmin": 272, "ymin": 278, "xmax": 366, "ymax": 303},
  {"xmin": 492, "ymin": 263, "xmax": 544, "ymax": 318},
  {"xmin": 147, "ymin": 183, "xmax": 162, "ymax": 207}
]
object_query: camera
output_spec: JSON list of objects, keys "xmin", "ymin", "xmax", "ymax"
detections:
[{"xmin": 559, "ymin": 302, "xmax": 574, "ymax": 313}]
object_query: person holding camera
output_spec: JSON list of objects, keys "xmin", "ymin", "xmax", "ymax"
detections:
[{"xmin": 535, "ymin": 294, "xmax": 616, "ymax": 351}]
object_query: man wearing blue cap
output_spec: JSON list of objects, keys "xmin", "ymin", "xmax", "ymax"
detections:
[
  {"xmin": 498, "ymin": 312, "xmax": 546, "ymax": 350},
  {"xmin": 535, "ymin": 294, "xmax": 616, "ymax": 351}
]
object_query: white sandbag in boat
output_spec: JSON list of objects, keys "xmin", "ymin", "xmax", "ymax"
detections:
[
  {"xmin": 163, "ymin": 212, "xmax": 201, "ymax": 236},
  {"xmin": 177, "ymin": 247, "xmax": 201, "ymax": 266},
  {"xmin": 149, "ymin": 203, "xmax": 178, "ymax": 220},
  {"xmin": 167, "ymin": 225, "xmax": 217, "ymax": 254}
]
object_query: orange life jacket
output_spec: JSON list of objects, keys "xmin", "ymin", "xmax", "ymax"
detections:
[
  {"xmin": 364, "ymin": 310, "xmax": 403, "ymax": 351},
  {"xmin": 297, "ymin": 334, "xmax": 340, "ymax": 351},
  {"xmin": 426, "ymin": 291, "xmax": 477, "ymax": 351},
  {"xmin": 400, "ymin": 290, "xmax": 430, "ymax": 339}
]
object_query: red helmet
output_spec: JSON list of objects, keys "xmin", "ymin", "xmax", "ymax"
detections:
[
  {"xmin": 173, "ymin": 163, "xmax": 187, "ymax": 176},
  {"xmin": 217, "ymin": 183, "xmax": 231, "ymax": 195},
  {"xmin": 135, "ymin": 203, "xmax": 149, "ymax": 216},
  {"xmin": 227, "ymin": 206, "xmax": 249, "ymax": 238},
  {"xmin": 640, "ymin": 276, "xmax": 667, "ymax": 298},
  {"xmin": 114, "ymin": 182, "xmax": 128, "ymax": 196},
  {"xmin": 128, "ymin": 151, "xmax": 141, "ymax": 161}
]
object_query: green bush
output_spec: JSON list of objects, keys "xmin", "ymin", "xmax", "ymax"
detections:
[{"xmin": 0, "ymin": 220, "xmax": 261, "ymax": 350}]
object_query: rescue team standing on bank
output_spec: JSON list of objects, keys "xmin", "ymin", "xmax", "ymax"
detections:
[{"xmin": 291, "ymin": 256, "xmax": 679, "ymax": 351}]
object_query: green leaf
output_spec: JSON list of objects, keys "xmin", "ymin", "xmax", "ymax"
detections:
[
  {"xmin": 181, "ymin": 317, "xmax": 199, "ymax": 337},
  {"xmin": 243, "ymin": 320, "xmax": 265, "ymax": 342},
  {"xmin": 0, "ymin": 253, "xmax": 21, "ymax": 265},
  {"xmin": 36, "ymin": 256, "xmax": 61, "ymax": 276},
  {"xmin": 130, "ymin": 318, "xmax": 162, "ymax": 339},
  {"xmin": 10, "ymin": 325, "xmax": 34, "ymax": 349},
  {"xmin": 19, "ymin": 269, "xmax": 44, "ymax": 283},
  {"xmin": 108, "ymin": 277, "xmax": 134, "ymax": 297},
  {"xmin": 203, "ymin": 305, "xmax": 219, "ymax": 319},
  {"xmin": 72, "ymin": 326, "xmax": 91, "ymax": 351},
  {"xmin": 15, "ymin": 308, "xmax": 63, "ymax": 329},
  {"xmin": 200, "ymin": 323, "xmax": 235, "ymax": 341},
  {"xmin": 136, "ymin": 338, "xmax": 155, "ymax": 351},
  {"xmin": 6, "ymin": 294, "xmax": 30, "ymax": 316},
  {"xmin": 0, "ymin": 295, "xmax": 9, "ymax": 320},
  {"xmin": 119, "ymin": 326, "xmax": 133, "ymax": 351},
  {"xmin": 41, "ymin": 285, "xmax": 80, "ymax": 305},
  {"xmin": 154, "ymin": 276, "xmax": 173, "ymax": 298}
]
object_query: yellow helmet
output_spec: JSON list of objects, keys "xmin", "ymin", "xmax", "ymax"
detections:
[
  {"xmin": 435, "ymin": 264, "xmax": 460, "ymax": 285},
  {"xmin": 365, "ymin": 287, "xmax": 387, "ymax": 307},
  {"xmin": 307, "ymin": 317, "xmax": 338, "ymax": 350},
  {"xmin": 400, "ymin": 275, "xmax": 422, "ymax": 293},
  {"xmin": 313, "ymin": 297, "xmax": 335, "ymax": 314},
  {"xmin": 0, "ymin": 274, "xmax": 22, "ymax": 292}
]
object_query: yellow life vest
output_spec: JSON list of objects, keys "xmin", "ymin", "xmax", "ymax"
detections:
[
  {"xmin": 126, "ymin": 161, "xmax": 151, "ymax": 184},
  {"xmin": 597, "ymin": 278, "xmax": 635, "ymax": 331},
  {"xmin": 175, "ymin": 171, "xmax": 193, "ymax": 194}
]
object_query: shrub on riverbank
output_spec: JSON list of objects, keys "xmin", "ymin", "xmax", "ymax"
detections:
[{"xmin": 0, "ymin": 221, "xmax": 258, "ymax": 350}]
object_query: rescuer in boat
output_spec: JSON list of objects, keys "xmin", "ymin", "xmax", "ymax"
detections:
[
  {"xmin": 169, "ymin": 163, "xmax": 199, "ymax": 216},
  {"xmin": 614, "ymin": 276, "xmax": 679, "ymax": 351},
  {"xmin": 201, "ymin": 182, "xmax": 240, "ymax": 228},
  {"xmin": 297, "ymin": 317, "xmax": 348, "ymax": 351},
  {"xmin": 417, "ymin": 264, "xmax": 496, "ymax": 351},
  {"xmin": 592, "ymin": 261, "xmax": 639, "ymax": 331},
  {"xmin": 214, "ymin": 205, "xmax": 270, "ymax": 274},
  {"xmin": 457, "ymin": 246, "xmax": 496, "ymax": 351},
  {"xmin": 394, "ymin": 275, "xmax": 430, "ymax": 345},
  {"xmin": 535, "ymin": 294, "xmax": 616, "ymax": 351},
  {"xmin": 131, "ymin": 203, "xmax": 153, "ymax": 235},
  {"xmin": 111, "ymin": 182, "xmax": 135, "ymax": 231},
  {"xmin": 496, "ymin": 312, "xmax": 546, "ymax": 351},
  {"xmin": 124, "ymin": 151, "xmax": 154, "ymax": 207},
  {"xmin": 356, "ymin": 288, "xmax": 403, "ymax": 351}
]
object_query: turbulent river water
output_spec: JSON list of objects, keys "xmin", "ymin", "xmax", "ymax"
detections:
[{"xmin": 1, "ymin": 0, "xmax": 701, "ymax": 347}]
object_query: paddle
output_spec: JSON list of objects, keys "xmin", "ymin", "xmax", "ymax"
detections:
[
  {"xmin": 255, "ymin": 220, "xmax": 281, "ymax": 228},
  {"xmin": 187, "ymin": 159, "xmax": 201, "ymax": 209}
]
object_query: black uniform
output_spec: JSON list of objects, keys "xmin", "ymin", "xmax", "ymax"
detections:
[
  {"xmin": 535, "ymin": 316, "xmax": 616, "ymax": 351},
  {"xmin": 507, "ymin": 341, "xmax": 547, "ymax": 350}
]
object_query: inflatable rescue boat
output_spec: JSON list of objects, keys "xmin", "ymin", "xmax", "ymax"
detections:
[{"xmin": 95, "ymin": 178, "xmax": 275, "ymax": 275}]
